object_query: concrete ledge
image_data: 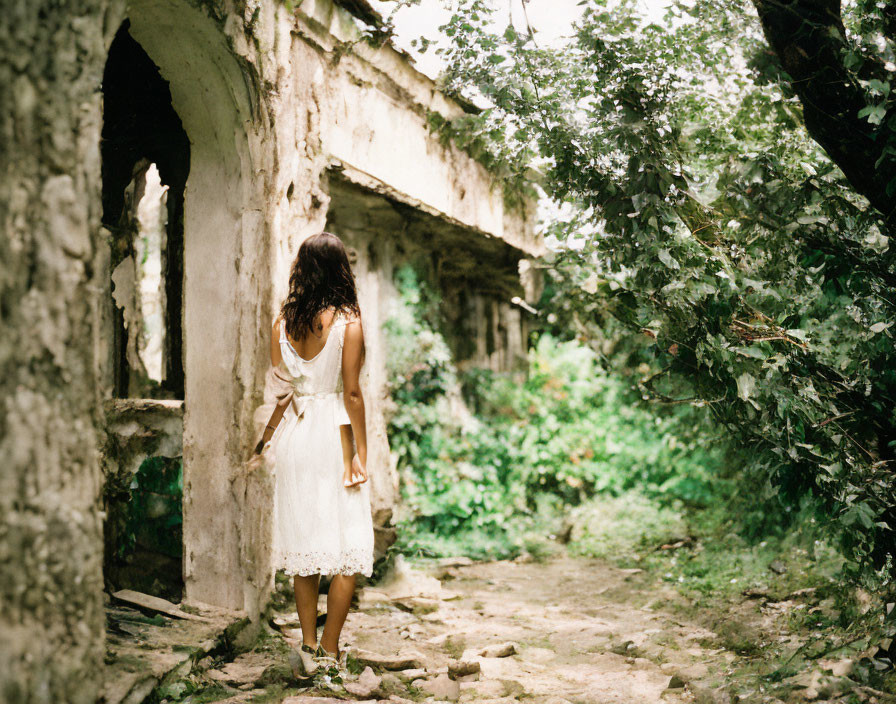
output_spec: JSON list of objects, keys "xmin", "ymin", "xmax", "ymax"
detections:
[
  {"xmin": 104, "ymin": 398, "xmax": 185, "ymax": 415},
  {"xmin": 327, "ymin": 160, "xmax": 543, "ymax": 257}
]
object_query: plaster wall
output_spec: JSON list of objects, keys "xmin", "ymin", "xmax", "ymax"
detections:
[
  {"xmin": 297, "ymin": 0, "xmax": 543, "ymax": 255},
  {"xmin": 125, "ymin": 0, "xmax": 275, "ymax": 617}
]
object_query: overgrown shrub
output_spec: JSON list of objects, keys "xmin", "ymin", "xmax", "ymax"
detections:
[{"xmin": 385, "ymin": 265, "xmax": 732, "ymax": 559}]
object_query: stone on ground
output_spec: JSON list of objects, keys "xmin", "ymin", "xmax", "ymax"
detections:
[
  {"xmin": 353, "ymin": 648, "xmax": 424, "ymax": 670},
  {"xmin": 377, "ymin": 555, "xmax": 444, "ymax": 599},
  {"xmin": 343, "ymin": 666, "xmax": 382, "ymax": 698},
  {"xmin": 412, "ymin": 672, "xmax": 460, "ymax": 701},
  {"xmin": 478, "ymin": 641, "xmax": 517, "ymax": 658},
  {"xmin": 447, "ymin": 658, "xmax": 481, "ymax": 678},
  {"xmin": 282, "ymin": 698, "xmax": 361, "ymax": 704},
  {"xmin": 436, "ymin": 556, "xmax": 474, "ymax": 568},
  {"xmin": 459, "ymin": 679, "xmax": 505, "ymax": 699},
  {"xmin": 396, "ymin": 667, "xmax": 427, "ymax": 680}
]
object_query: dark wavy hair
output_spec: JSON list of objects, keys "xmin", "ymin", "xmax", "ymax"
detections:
[{"xmin": 280, "ymin": 232, "xmax": 361, "ymax": 340}]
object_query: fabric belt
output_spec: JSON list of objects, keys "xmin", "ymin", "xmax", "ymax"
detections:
[
  {"xmin": 267, "ymin": 365, "xmax": 349, "ymax": 433},
  {"xmin": 291, "ymin": 390, "xmax": 340, "ymax": 418}
]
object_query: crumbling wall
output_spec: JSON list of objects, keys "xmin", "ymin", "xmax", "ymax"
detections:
[
  {"xmin": 325, "ymin": 177, "xmax": 540, "ymax": 372},
  {"xmin": 0, "ymin": 2, "xmax": 127, "ymax": 702},
  {"xmin": 297, "ymin": 0, "xmax": 542, "ymax": 253},
  {"xmin": 109, "ymin": 0, "xmax": 545, "ymax": 617},
  {"xmin": 102, "ymin": 399, "xmax": 184, "ymax": 601},
  {"xmin": 102, "ymin": 20, "xmax": 190, "ymax": 400}
]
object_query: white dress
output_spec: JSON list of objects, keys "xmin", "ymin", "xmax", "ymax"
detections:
[{"xmin": 267, "ymin": 310, "xmax": 374, "ymax": 577}]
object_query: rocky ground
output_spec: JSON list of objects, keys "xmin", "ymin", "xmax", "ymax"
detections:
[{"xmin": 122, "ymin": 552, "xmax": 895, "ymax": 704}]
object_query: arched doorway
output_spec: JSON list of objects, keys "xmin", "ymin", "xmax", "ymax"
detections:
[
  {"xmin": 103, "ymin": 19, "xmax": 189, "ymax": 401},
  {"xmin": 100, "ymin": 0, "xmax": 270, "ymax": 612},
  {"xmin": 101, "ymin": 20, "xmax": 190, "ymax": 601}
]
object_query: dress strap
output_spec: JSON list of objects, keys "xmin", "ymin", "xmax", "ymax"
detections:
[{"xmin": 335, "ymin": 310, "xmax": 359, "ymax": 327}]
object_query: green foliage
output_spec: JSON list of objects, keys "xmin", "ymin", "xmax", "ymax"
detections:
[
  {"xmin": 566, "ymin": 491, "xmax": 689, "ymax": 562},
  {"xmin": 384, "ymin": 266, "xmax": 896, "ymax": 689},
  {"xmin": 423, "ymin": 108, "xmax": 537, "ymax": 212},
  {"xmin": 385, "ymin": 265, "xmax": 727, "ymax": 560},
  {"xmin": 119, "ymin": 456, "xmax": 183, "ymax": 560},
  {"xmin": 841, "ymin": 0, "xmax": 896, "ymax": 203},
  {"xmin": 403, "ymin": 0, "xmax": 896, "ymax": 582}
]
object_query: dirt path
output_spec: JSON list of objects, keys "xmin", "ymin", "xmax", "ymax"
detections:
[
  {"xmin": 205, "ymin": 553, "xmax": 741, "ymax": 704},
  {"xmin": 344, "ymin": 554, "xmax": 725, "ymax": 703}
]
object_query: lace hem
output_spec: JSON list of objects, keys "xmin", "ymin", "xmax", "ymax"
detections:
[{"xmin": 274, "ymin": 548, "xmax": 373, "ymax": 577}]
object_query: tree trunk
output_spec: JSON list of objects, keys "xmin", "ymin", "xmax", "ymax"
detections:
[{"xmin": 752, "ymin": 0, "xmax": 896, "ymax": 231}]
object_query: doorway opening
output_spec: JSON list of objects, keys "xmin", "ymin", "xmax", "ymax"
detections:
[
  {"xmin": 101, "ymin": 20, "xmax": 189, "ymax": 601},
  {"xmin": 102, "ymin": 19, "xmax": 190, "ymax": 401}
]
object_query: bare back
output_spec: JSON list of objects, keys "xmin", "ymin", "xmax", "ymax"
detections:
[{"xmin": 271, "ymin": 308, "xmax": 338, "ymax": 367}]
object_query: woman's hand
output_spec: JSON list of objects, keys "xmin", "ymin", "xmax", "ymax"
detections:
[
  {"xmin": 253, "ymin": 436, "xmax": 274, "ymax": 457},
  {"xmin": 343, "ymin": 453, "xmax": 368, "ymax": 487}
]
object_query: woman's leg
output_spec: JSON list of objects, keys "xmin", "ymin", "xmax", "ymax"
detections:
[
  {"xmin": 320, "ymin": 573, "xmax": 356, "ymax": 655},
  {"xmin": 293, "ymin": 573, "xmax": 321, "ymax": 648}
]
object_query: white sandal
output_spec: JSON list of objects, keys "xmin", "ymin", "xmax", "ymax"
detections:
[{"xmin": 288, "ymin": 643, "xmax": 319, "ymax": 678}]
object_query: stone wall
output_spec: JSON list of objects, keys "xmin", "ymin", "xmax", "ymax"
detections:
[{"xmin": 1, "ymin": 2, "xmax": 127, "ymax": 702}]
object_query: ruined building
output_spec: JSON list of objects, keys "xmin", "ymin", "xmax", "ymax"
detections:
[{"xmin": 0, "ymin": 0, "xmax": 544, "ymax": 701}]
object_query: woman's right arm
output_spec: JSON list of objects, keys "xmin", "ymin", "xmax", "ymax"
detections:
[
  {"xmin": 270, "ymin": 315, "xmax": 282, "ymax": 367},
  {"xmin": 257, "ymin": 317, "xmax": 285, "ymax": 449},
  {"xmin": 342, "ymin": 316, "xmax": 368, "ymax": 483}
]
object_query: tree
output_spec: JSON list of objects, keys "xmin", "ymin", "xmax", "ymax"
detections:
[
  {"xmin": 410, "ymin": 0, "xmax": 896, "ymax": 578},
  {"xmin": 752, "ymin": 0, "xmax": 896, "ymax": 231}
]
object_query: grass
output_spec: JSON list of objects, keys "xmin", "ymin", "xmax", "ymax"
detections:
[
  {"xmin": 565, "ymin": 491, "xmax": 690, "ymax": 565},
  {"xmin": 441, "ymin": 635, "xmax": 466, "ymax": 660},
  {"xmin": 562, "ymin": 492, "xmax": 896, "ymax": 699}
]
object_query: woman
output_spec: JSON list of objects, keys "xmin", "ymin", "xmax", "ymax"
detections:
[{"xmin": 256, "ymin": 231, "xmax": 374, "ymax": 678}]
